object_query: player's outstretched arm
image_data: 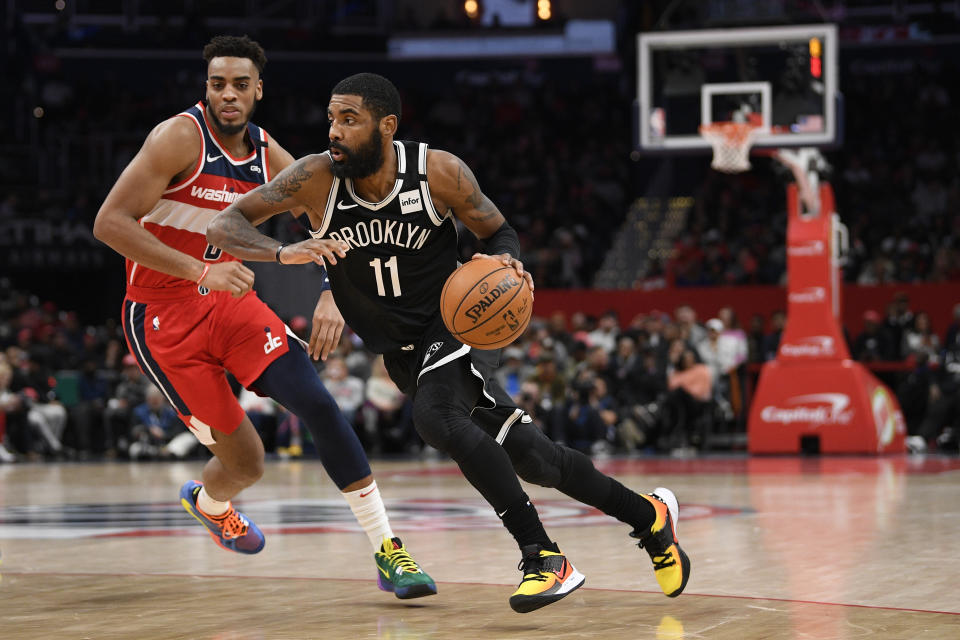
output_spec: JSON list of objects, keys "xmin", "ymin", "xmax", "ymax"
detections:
[
  {"xmin": 93, "ymin": 118, "xmax": 255, "ymax": 297},
  {"xmin": 427, "ymin": 149, "xmax": 533, "ymax": 292},
  {"xmin": 207, "ymin": 154, "xmax": 346, "ymax": 266}
]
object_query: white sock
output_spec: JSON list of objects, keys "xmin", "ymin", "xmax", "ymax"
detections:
[
  {"xmin": 197, "ymin": 486, "xmax": 230, "ymax": 516},
  {"xmin": 342, "ymin": 480, "xmax": 394, "ymax": 551}
]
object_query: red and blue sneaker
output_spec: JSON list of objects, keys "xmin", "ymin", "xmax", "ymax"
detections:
[{"xmin": 179, "ymin": 480, "xmax": 265, "ymax": 554}]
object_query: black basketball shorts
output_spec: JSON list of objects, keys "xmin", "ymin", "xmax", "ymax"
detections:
[{"xmin": 382, "ymin": 314, "xmax": 533, "ymax": 444}]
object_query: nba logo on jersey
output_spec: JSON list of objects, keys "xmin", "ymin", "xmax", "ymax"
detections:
[{"xmin": 398, "ymin": 189, "xmax": 423, "ymax": 215}]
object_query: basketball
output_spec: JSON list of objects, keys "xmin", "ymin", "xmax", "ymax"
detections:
[{"xmin": 440, "ymin": 257, "xmax": 533, "ymax": 350}]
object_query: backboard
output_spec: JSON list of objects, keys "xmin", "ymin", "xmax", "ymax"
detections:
[{"xmin": 637, "ymin": 24, "xmax": 839, "ymax": 152}]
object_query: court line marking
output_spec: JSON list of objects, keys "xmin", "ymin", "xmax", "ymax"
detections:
[{"xmin": 2, "ymin": 570, "xmax": 957, "ymax": 617}]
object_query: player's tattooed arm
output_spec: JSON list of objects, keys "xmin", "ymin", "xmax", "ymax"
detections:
[
  {"xmin": 258, "ymin": 160, "xmax": 313, "ymax": 204},
  {"xmin": 207, "ymin": 155, "xmax": 333, "ymax": 263},
  {"xmin": 456, "ymin": 158, "xmax": 500, "ymax": 220},
  {"xmin": 427, "ymin": 149, "xmax": 506, "ymax": 237}
]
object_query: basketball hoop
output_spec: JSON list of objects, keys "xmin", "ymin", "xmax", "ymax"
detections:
[{"xmin": 699, "ymin": 122, "xmax": 762, "ymax": 173}]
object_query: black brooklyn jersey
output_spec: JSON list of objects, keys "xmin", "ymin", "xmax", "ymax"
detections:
[{"xmin": 309, "ymin": 140, "xmax": 459, "ymax": 353}]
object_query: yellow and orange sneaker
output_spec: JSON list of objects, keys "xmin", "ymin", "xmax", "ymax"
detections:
[
  {"xmin": 631, "ymin": 487, "xmax": 690, "ymax": 597},
  {"xmin": 508, "ymin": 543, "xmax": 585, "ymax": 613}
]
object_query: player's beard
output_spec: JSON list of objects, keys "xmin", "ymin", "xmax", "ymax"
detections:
[
  {"xmin": 329, "ymin": 127, "xmax": 384, "ymax": 179},
  {"xmin": 208, "ymin": 99, "xmax": 257, "ymax": 136}
]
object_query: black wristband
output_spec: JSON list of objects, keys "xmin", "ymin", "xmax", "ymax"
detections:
[
  {"xmin": 484, "ymin": 221, "xmax": 520, "ymax": 258},
  {"xmin": 275, "ymin": 243, "xmax": 286, "ymax": 264}
]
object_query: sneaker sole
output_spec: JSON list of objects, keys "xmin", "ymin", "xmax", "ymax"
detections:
[
  {"xmin": 509, "ymin": 569, "xmax": 585, "ymax": 614},
  {"xmin": 377, "ymin": 572, "xmax": 438, "ymax": 599}
]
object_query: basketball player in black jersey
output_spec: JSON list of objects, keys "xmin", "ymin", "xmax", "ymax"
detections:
[{"xmin": 207, "ymin": 73, "xmax": 690, "ymax": 613}]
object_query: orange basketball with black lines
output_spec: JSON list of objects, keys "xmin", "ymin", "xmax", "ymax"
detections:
[{"xmin": 440, "ymin": 257, "xmax": 533, "ymax": 350}]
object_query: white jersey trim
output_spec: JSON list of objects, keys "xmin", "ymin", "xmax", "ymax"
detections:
[
  {"xmin": 417, "ymin": 343, "xmax": 471, "ymax": 384},
  {"xmin": 344, "ymin": 141, "xmax": 405, "ymax": 210},
  {"xmin": 311, "ymin": 153, "xmax": 339, "ymax": 239},
  {"xmin": 163, "ymin": 112, "xmax": 206, "ymax": 195},
  {"xmin": 417, "ymin": 144, "xmax": 447, "ymax": 227},
  {"xmin": 200, "ymin": 104, "xmax": 259, "ymax": 166},
  {"xmin": 494, "ymin": 408, "xmax": 524, "ymax": 445},
  {"xmin": 258, "ymin": 128, "xmax": 270, "ymax": 180}
]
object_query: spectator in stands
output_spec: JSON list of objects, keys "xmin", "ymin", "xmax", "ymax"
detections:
[
  {"xmin": 853, "ymin": 310, "xmax": 896, "ymax": 362},
  {"xmin": 525, "ymin": 352, "xmax": 568, "ymax": 441},
  {"xmin": 697, "ymin": 318, "xmax": 739, "ymax": 408},
  {"xmin": 762, "ymin": 310, "xmax": 786, "ymax": 361},
  {"xmin": 674, "ymin": 305, "xmax": 706, "ymax": 346},
  {"xmin": 746, "ymin": 313, "xmax": 767, "ymax": 365},
  {"xmin": 104, "ymin": 354, "xmax": 148, "ymax": 456},
  {"xmin": 587, "ymin": 309, "xmax": 620, "ymax": 354},
  {"xmin": 945, "ymin": 303, "xmax": 960, "ymax": 352},
  {"xmin": 663, "ymin": 346, "xmax": 713, "ymax": 454},
  {"xmin": 69, "ymin": 359, "xmax": 111, "ymax": 458},
  {"xmin": 562, "ymin": 370, "xmax": 609, "ymax": 455},
  {"xmin": 127, "ymin": 386, "xmax": 180, "ymax": 460},
  {"xmin": 360, "ymin": 356, "xmax": 416, "ymax": 455},
  {"xmin": 0, "ymin": 361, "xmax": 26, "ymax": 461},
  {"xmin": 903, "ymin": 311, "xmax": 940, "ymax": 362},
  {"xmin": 238, "ymin": 388, "xmax": 280, "ymax": 454},
  {"xmin": 898, "ymin": 351, "xmax": 939, "ymax": 453},
  {"xmin": 8, "ymin": 354, "xmax": 66, "ymax": 458},
  {"xmin": 884, "ymin": 292, "xmax": 915, "ymax": 360},
  {"xmin": 495, "ymin": 347, "xmax": 533, "ymax": 401},
  {"xmin": 322, "ymin": 355, "xmax": 365, "ymax": 427}
]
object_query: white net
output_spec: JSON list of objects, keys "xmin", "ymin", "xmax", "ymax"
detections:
[{"xmin": 699, "ymin": 122, "xmax": 761, "ymax": 173}]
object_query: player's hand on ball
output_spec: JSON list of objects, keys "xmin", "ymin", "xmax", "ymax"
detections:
[
  {"xmin": 309, "ymin": 290, "xmax": 345, "ymax": 361},
  {"xmin": 472, "ymin": 252, "xmax": 534, "ymax": 295},
  {"xmin": 204, "ymin": 262, "xmax": 255, "ymax": 298},
  {"xmin": 279, "ymin": 239, "xmax": 348, "ymax": 266}
]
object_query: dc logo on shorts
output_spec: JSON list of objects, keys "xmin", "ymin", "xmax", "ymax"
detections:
[
  {"xmin": 198, "ymin": 285, "xmax": 210, "ymax": 295},
  {"xmin": 263, "ymin": 327, "xmax": 283, "ymax": 354}
]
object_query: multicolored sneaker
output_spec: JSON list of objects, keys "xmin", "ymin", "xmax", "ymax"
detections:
[
  {"xmin": 630, "ymin": 487, "xmax": 690, "ymax": 597},
  {"xmin": 375, "ymin": 536, "xmax": 437, "ymax": 599},
  {"xmin": 509, "ymin": 543, "xmax": 585, "ymax": 613},
  {"xmin": 179, "ymin": 480, "xmax": 265, "ymax": 554}
]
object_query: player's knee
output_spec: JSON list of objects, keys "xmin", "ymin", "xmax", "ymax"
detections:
[
  {"xmin": 411, "ymin": 399, "xmax": 452, "ymax": 451},
  {"xmin": 411, "ymin": 385, "xmax": 479, "ymax": 458},
  {"xmin": 512, "ymin": 448, "xmax": 562, "ymax": 487}
]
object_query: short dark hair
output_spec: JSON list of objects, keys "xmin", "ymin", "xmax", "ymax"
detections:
[
  {"xmin": 331, "ymin": 73, "xmax": 401, "ymax": 123},
  {"xmin": 203, "ymin": 35, "xmax": 267, "ymax": 75}
]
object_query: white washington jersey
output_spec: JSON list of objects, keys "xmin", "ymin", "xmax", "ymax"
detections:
[
  {"xmin": 125, "ymin": 102, "xmax": 271, "ymax": 300},
  {"xmin": 309, "ymin": 141, "xmax": 458, "ymax": 353}
]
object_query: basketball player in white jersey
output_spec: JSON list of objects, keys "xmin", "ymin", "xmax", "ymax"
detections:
[
  {"xmin": 205, "ymin": 73, "xmax": 689, "ymax": 612},
  {"xmin": 93, "ymin": 37, "xmax": 435, "ymax": 599}
]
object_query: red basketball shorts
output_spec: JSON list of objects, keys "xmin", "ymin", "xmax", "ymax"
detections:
[{"xmin": 121, "ymin": 289, "xmax": 290, "ymax": 444}]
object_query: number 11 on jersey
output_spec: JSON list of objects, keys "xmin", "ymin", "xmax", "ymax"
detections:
[{"xmin": 369, "ymin": 255, "xmax": 401, "ymax": 297}]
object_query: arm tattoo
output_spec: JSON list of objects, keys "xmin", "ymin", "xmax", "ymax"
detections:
[
  {"xmin": 457, "ymin": 158, "xmax": 496, "ymax": 214},
  {"xmin": 259, "ymin": 161, "xmax": 313, "ymax": 205},
  {"xmin": 217, "ymin": 206, "xmax": 278, "ymax": 253}
]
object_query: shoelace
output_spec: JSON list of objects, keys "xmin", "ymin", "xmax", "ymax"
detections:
[
  {"xmin": 215, "ymin": 509, "xmax": 249, "ymax": 540},
  {"xmin": 632, "ymin": 530, "xmax": 677, "ymax": 571},
  {"xmin": 517, "ymin": 553, "xmax": 562, "ymax": 583},
  {"xmin": 385, "ymin": 546, "xmax": 422, "ymax": 574}
]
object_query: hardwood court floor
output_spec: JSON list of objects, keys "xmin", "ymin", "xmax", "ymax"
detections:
[{"xmin": 1, "ymin": 455, "xmax": 958, "ymax": 639}]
